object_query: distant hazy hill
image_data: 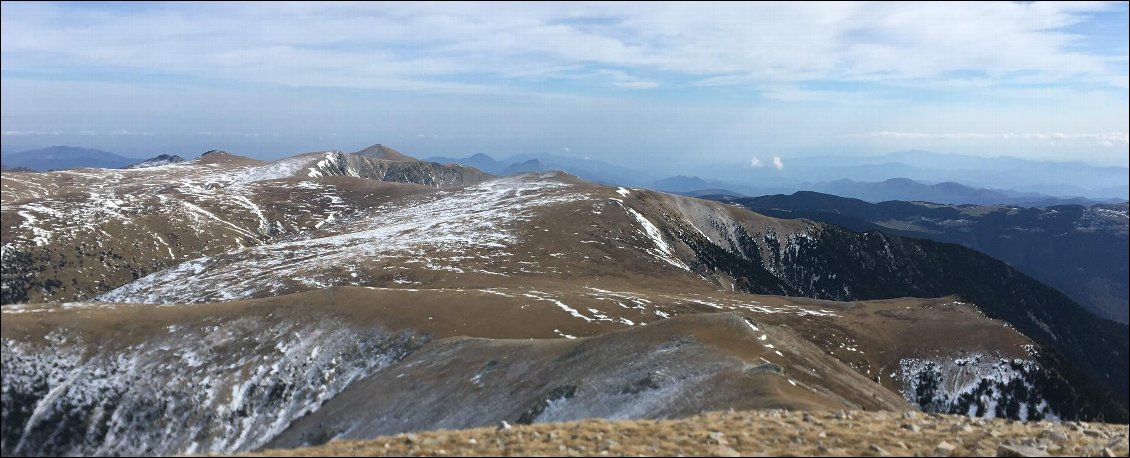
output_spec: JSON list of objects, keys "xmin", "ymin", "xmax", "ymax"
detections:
[
  {"xmin": 1, "ymin": 146, "xmax": 140, "ymax": 171},
  {"xmin": 783, "ymin": 150, "xmax": 1130, "ymax": 200},
  {"xmin": 715, "ymin": 191, "xmax": 1130, "ymax": 323},
  {"xmin": 428, "ymin": 152, "xmax": 653, "ymax": 186},
  {"xmin": 812, "ymin": 178, "xmax": 1021, "ymax": 205},
  {"xmin": 501, "ymin": 158, "xmax": 544, "ymax": 175},
  {"xmin": 652, "ymin": 175, "xmax": 711, "ymax": 192},
  {"xmin": 779, "ymin": 177, "xmax": 1119, "ymax": 206}
]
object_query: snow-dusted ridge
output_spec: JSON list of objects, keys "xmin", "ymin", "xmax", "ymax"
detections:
[
  {"xmin": 1, "ymin": 150, "xmax": 495, "ymax": 304},
  {"xmin": 97, "ymin": 175, "xmax": 583, "ymax": 304},
  {"xmin": 1, "ymin": 319, "xmax": 425, "ymax": 456}
]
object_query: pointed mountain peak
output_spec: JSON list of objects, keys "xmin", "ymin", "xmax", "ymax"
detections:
[{"xmin": 354, "ymin": 144, "xmax": 416, "ymax": 161}]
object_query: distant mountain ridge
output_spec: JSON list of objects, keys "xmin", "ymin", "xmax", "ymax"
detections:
[
  {"xmin": 661, "ymin": 176, "xmax": 1118, "ymax": 207},
  {"xmin": 1, "ymin": 146, "xmax": 142, "ymax": 171},
  {"xmin": 773, "ymin": 150, "xmax": 1130, "ymax": 200},
  {"xmin": 652, "ymin": 175, "xmax": 711, "ymax": 192},
  {"xmin": 428, "ymin": 150, "xmax": 1124, "ymax": 205},
  {"xmin": 805, "ymin": 178, "xmax": 1117, "ymax": 206},
  {"xmin": 711, "ymin": 191, "xmax": 1130, "ymax": 323},
  {"xmin": 427, "ymin": 152, "xmax": 654, "ymax": 186},
  {"xmin": 501, "ymin": 158, "xmax": 544, "ymax": 175}
]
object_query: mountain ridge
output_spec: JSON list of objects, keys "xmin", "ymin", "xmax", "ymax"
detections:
[
  {"xmin": 1, "ymin": 146, "xmax": 142, "ymax": 171},
  {"xmin": 3, "ymin": 144, "xmax": 1127, "ymax": 457},
  {"xmin": 712, "ymin": 191, "xmax": 1129, "ymax": 323}
]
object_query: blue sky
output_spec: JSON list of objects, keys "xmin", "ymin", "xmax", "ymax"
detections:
[{"xmin": 1, "ymin": 1, "xmax": 1127, "ymax": 170}]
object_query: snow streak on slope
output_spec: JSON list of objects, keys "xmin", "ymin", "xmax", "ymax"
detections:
[
  {"xmin": 623, "ymin": 206, "xmax": 690, "ymax": 271},
  {"xmin": 97, "ymin": 175, "xmax": 583, "ymax": 303},
  {"xmin": 1, "ymin": 319, "xmax": 424, "ymax": 456},
  {"xmin": 607, "ymin": 198, "xmax": 691, "ymax": 271}
]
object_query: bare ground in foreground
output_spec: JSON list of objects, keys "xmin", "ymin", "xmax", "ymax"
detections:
[{"xmin": 235, "ymin": 409, "xmax": 1128, "ymax": 457}]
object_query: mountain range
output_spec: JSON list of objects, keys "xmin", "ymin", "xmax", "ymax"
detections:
[
  {"xmin": 428, "ymin": 152, "xmax": 653, "ymax": 187},
  {"xmin": 659, "ymin": 176, "xmax": 1124, "ymax": 207},
  {"xmin": 429, "ymin": 151, "xmax": 1128, "ymax": 205},
  {"xmin": 6, "ymin": 146, "xmax": 1125, "ymax": 205},
  {"xmin": 2, "ymin": 144, "xmax": 1127, "ymax": 456},
  {"xmin": 719, "ymin": 150, "xmax": 1130, "ymax": 200},
  {"xmin": 806, "ymin": 178, "xmax": 1122, "ymax": 207}
]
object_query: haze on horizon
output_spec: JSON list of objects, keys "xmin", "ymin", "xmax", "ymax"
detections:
[{"xmin": 1, "ymin": 1, "xmax": 1128, "ymax": 173}]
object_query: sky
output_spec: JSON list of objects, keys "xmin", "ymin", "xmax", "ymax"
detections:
[{"xmin": 1, "ymin": 1, "xmax": 1128, "ymax": 170}]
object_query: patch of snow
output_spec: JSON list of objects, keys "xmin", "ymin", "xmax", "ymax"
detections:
[
  {"xmin": 553, "ymin": 329, "xmax": 577, "ymax": 339},
  {"xmin": 618, "ymin": 204, "xmax": 691, "ymax": 271},
  {"xmin": 524, "ymin": 291, "xmax": 593, "ymax": 322}
]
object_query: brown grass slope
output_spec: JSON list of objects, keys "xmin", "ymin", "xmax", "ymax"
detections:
[
  {"xmin": 3, "ymin": 285, "xmax": 1041, "ymax": 454},
  {"xmin": 240, "ymin": 410, "xmax": 1130, "ymax": 457}
]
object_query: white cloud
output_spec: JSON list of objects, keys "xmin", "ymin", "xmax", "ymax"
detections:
[
  {"xmin": 1, "ymin": 2, "xmax": 1123, "ymax": 93},
  {"xmin": 110, "ymin": 129, "xmax": 153, "ymax": 136},
  {"xmin": 772, "ymin": 156, "xmax": 785, "ymax": 170},
  {"xmin": 749, "ymin": 156, "xmax": 764, "ymax": 168},
  {"xmin": 1, "ymin": 3, "xmax": 1124, "ymax": 167}
]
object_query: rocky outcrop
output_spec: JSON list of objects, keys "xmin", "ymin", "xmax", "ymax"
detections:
[
  {"xmin": 306, "ymin": 151, "xmax": 491, "ymax": 188},
  {"xmin": 128, "ymin": 154, "xmax": 186, "ymax": 168}
]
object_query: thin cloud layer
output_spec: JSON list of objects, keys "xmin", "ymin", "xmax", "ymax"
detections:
[
  {"xmin": 1, "ymin": 2, "xmax": 1125, "ymax": 93},
  {"xmin": 0, "ymin": 2, "xmax": 1126, "ymax": 166}
]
